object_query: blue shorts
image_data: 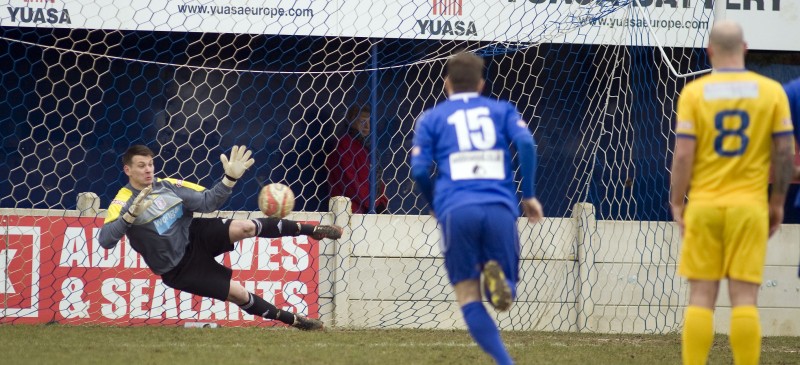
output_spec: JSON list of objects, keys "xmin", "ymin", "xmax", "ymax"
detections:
[{"xmin": 439, "ymin": 203, "xmax": 520, "ymax": 287}]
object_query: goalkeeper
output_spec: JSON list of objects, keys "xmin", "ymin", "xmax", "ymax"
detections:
[{"xmin": 98, "ymin": 145, "xmax": 342, "ymax": 330}]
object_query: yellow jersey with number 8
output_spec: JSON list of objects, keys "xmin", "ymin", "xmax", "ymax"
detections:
[{"xmin": 675, "ymin": 70, "xmax": 794, "ymax": 205}]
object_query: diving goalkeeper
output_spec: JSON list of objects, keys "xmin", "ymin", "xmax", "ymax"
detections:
[{"xmin": 98, "ymin": 145, "xmax": 342, "ymax": 330}]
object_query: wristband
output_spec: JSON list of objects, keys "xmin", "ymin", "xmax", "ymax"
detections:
[
  {"xmin": 122, "ymin": 212, "xmax": 136, "ymax": 224},
  {"xmin": 222, "ymin": 175, "xmax": 237, "ymax": 188}
]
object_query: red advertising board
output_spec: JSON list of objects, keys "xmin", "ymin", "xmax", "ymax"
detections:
[{"xmin": 0, "ymin": 215, "xmax": 320, "ymax": 326}]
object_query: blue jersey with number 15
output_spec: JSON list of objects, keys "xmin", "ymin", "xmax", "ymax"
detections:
[{"xmin": 411, "ymin": 92, "xmax": 535, "ymax": 219}]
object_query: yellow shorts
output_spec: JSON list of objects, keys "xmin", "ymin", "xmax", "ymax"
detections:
[{"xmin": 678, "ymin": 203, "xmax": 768, "ymax": 284}]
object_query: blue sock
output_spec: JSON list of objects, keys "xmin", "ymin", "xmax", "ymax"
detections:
[{"xmin": 461, "ymin": 301, "xmax": 513, "ymax": 365}]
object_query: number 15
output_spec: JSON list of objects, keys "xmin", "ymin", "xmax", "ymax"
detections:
[{"xmin": 447, "ymin": 107, "xmax": 497, "ymax": 150}]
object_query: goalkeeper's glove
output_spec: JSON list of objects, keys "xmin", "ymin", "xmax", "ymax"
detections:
[
  {"xmin": 122, "ymin": 186, "xmax": 153, "ymax": 224},
  {"xmin": 220, "ymin": 145, "xmax": 255, "ymax": 187}
]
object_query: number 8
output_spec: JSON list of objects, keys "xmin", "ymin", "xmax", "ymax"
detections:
[{"xmin": 714, "ymin": 110, "xmax": 749, "ymax": 157}]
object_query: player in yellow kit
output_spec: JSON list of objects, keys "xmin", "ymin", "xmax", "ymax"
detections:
[{"xmin": 670, "ymin": 21, "xmax": 795, "ymax": 365}]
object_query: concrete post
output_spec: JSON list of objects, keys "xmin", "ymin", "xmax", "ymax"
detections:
[
  {"xmin": 574, "ymin": 202, "xmax": 597, "ymax": 332},
  {"xmin": 77, "ymin": 192, "xmax": 100, "ymax": 216},
  {"xmin": 329, "ymin": 196, "xmax": 353, "ymax": 328}
]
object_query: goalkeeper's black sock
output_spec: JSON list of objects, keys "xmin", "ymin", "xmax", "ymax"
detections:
[
  {"xmin": 238, "ymin": 292, "xmax": 296, "ymax": 325},
  {"xmin": 252, "ymin": 218, "xmax": 315, "ymax": 238}
]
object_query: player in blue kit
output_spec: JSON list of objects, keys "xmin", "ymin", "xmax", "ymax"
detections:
[
  {"xmin": 783, "ymin": 77, "xmax": 800, "ymax": 203},
  {"xmin": 410, "ymin": 52, "xmax": 543, "ymax": 365},
  {"xmin": 782, "ymin": 77, "xmax": 800, "ymax": 277}
]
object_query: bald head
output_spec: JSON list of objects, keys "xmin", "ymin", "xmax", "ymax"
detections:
[
  {"xmin": 707, "ymin": 20, "xmax": 746, "ymax": 69},
  {"xmin": 708, "ymin": 20, "xmax": 745, "ymax": 56}
]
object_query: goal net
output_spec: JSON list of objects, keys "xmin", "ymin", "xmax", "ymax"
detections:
[{"xmin": 1, "ymin": 1, "xmax": 712, "ymax": 332}]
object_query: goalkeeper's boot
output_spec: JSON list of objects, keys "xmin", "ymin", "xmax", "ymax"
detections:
[
  {"xmin": 292, "ymin": 315, "xmax": 324, "ymax": 331},
  {"xmin": 311, "ymin": 225, "xmax": 343, "ymax": 240},
  {"xmin": 483, "ymin": 260, "xmax": 513, "ymax": 312}
]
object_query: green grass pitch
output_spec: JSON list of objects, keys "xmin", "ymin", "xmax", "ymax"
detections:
[{"xmin": 1, "ymin": 325, "xmax": 798, "ymax": 364}]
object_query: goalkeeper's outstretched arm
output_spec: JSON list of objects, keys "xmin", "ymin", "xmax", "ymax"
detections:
[
  {"xmin": 177, "ymin": 145, "xmax": 255, "ymax": 212},
  {"xmin": 98, "ymin": 186, "xmax": 153, "ymax": 249},
  {"xmin": 167, "ymin": 178, "xmax": 233, "ymax": 213},
  {"xmin": 98, "ymin": 217, "xmax": 129, "ymax": 249},
  {"xmin": 220, "ymin": 145, "xmax": 255, "ymax": 187}
]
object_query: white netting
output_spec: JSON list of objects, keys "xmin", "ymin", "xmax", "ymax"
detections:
[{"xmin": 1, "ymin": 1, "xmax": 712, "ymax": 332}]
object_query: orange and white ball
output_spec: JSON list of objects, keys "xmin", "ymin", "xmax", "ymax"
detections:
[{"xmin": 258, "ymin": 183, "xmax": 295, "ymax": 218}]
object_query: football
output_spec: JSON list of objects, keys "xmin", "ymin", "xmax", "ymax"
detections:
[{"xmin": 258, "ymin": 183, "xmax": 295, "ymax": 218}]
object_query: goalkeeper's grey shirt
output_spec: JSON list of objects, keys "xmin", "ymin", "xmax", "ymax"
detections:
[{"xmin": 97, "ymin": 177, "xmax": 232, "ymax": 275}]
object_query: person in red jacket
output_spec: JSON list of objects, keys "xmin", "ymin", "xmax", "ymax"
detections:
[{"xmin": 326, "ymin": 104, "xmax": 388, "ymax": 213}]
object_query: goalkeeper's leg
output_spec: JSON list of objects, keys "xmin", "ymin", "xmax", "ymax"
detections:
[
  {"xmin": 228, "ymin": 280, "xmax": 323, "ymax": 331},
  {"xmin": 228, "ymin": 218, "xmax": 342, "ymax": 242},
  {"xmin": 160, "ymin": 226, "xmax": 321, "ymax": 332}
]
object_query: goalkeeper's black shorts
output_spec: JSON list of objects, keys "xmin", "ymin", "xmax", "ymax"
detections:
[{"xmin": 162, "ymin": 218, "xmax": 234, "ymax": 301}]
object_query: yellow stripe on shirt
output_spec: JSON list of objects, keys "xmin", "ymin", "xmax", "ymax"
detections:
[
  {"xmin": 104, "ymin": 187, "xmax": 133, "ymax": 223},
  {"xmin": 159, "ymin": 177, "xmax": 206, "ymax": 192}
]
